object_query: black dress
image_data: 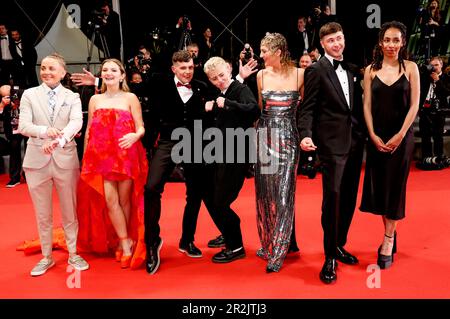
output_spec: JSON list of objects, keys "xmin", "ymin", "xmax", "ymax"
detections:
[{"xmin": 360, "ymin": 74, "xmax": 414, "ymax": 220}]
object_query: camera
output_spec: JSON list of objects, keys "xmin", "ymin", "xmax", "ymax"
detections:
[
  {"xmin": 244, "ymin": 43, "xmax": 253, "ymax": 61},
  {"xmin": 176, "ymin": 15, "xmax": 191, "ymax": 31},
  {"xmin": 425, "ymin": 64, "xmax": 436, "ymax": 73},
  {"xmin": 88, "ymin": 9, "xmax": 107, "ymax": 29},
  {"xmin": 136, "ymin": 54, "xmax": 152, "ymax": 67}
]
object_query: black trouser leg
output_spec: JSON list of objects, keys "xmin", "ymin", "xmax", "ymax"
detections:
[
  {"xmin": 337, "ymin": 141, "xmax": 364, "ymax": 247},
  {"xmin": 144, "ymin": 141, "xmax": 176, "ymax": 248},
  {"xmin": 208, "ymin": 164, "xmax": 247, "ymax": 250},
  {"xmin": 9, "ymin": 134, "xmax": 23, "ymax": 182},
  {"xmin": 318, "ymin": 153, "xmax": 347, "ymax": 258}
]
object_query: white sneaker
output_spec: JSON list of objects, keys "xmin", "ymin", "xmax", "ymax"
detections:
[
  {"xmin": 68, "ymin": 254, "xmax": 89, "ymax": 271},
  {"xmin": 30, "ymin": 257, "xmax": 55, "ymax": 276}
]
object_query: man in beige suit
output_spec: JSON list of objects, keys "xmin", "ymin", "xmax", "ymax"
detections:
[{"xmin": 19, "ymin": 53, "xmax": 89, "ymax": 276}]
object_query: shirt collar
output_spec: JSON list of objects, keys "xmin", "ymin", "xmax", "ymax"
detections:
[
  {"xmin": 43, "ymin": 83, "xmax": 62, "ymax": 95},
  {"xmin": 174, "ymin": 76, "xmax": 190, "ymax": 86},
  {"xmin": 221, "ymin": 79, "xmax": 234, "ymax": 95},
  {"xmin": 325, "ymin": 53, "xmax": 344, "ymax": 66}
]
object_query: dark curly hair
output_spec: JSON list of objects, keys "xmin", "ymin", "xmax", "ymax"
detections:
[{"xmin": 371, "ymin": 21, "xmax": 408, "ymax": 73}]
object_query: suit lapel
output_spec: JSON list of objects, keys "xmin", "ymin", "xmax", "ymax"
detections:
[
  {"xmin": 37, "ymin": 85, "xmax": 53, "ymax": 125},
  {"xmin": 322, "ymin": 59, "xmax": 349, "ymax": 109},
  {"xmin": 347, "ymin": 70, "xmax": 354, "ymax": 110}
]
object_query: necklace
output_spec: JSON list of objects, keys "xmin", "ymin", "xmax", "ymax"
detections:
[{"xmin": 105, "ymin": 91, "xmax": 123, "ymax": 98}]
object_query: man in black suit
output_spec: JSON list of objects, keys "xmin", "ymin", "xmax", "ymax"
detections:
[
  {"xmin": 298, "ymin": 22, "xmax": 366, "ymax": 284},
  {"xmin": 144, "ymin": 50, "xmax": 215, "ymax": 274},
  {"xmin": 99, "ymin": 2, "xmax": 122, "ymax": 60},
  {"xmin": 0, "ymin": 23, "xmax": 21, "ymax": 86},
  {"xmin": 203, "ymin": 56, "xmax": 259, "ymax": 263},
  {"xmin": 289, "ymin": 16, "xmax": 312, "ymax": 65},
  {"xmin": 10, "ymin": 29, "xmax": 38, "ymax": 88}
]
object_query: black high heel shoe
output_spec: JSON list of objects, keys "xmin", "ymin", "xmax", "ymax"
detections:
[
  {"xmin": 377, "ymin": 234, "xmax": 395, "ymax": 269},
  {"xmin": 392, "ymin": 231, "xmax": 397, "ymax": 254}
]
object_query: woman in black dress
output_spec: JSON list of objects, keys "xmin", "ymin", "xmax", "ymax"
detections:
[{"xmin": 360, "ymin": 21, "xmax": 420, "ymax": 269}]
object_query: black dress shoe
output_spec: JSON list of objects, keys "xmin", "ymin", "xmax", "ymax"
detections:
[
  {"xmin": 212, "ymin": 247, "xmax": 246, "ymax": 263},
  {"xmin": 336, "ymin": 246, "xmax": 359, "ymax": 265},
  {"xmin": 207, "ymin": 235, "xmax": 226, "ymax": 248},
  {"xmin": 179, "ymin": 241, "xmax": 202, "ymax": 258},
  {"xmin": 146, "ymin": 238, "xmax": 163, "ymax": 275},
  {"xmin": 319, "ymin": 258, "xmax": 338, "ymax": 284}
]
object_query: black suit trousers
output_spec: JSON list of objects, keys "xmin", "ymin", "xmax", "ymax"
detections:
[
  {"xmin": 318, "ymin": 138, "xmax": 364, "ymax": 257},
  {"xmin": 180, "ymin": 163, "xmax": 215, "ymax": 244},
  {"xmin": 144, "ymin": 141, "xmax": 177, "ymax": 247},
  {"xmin": 206, "ymin": 163, "xmax": 247, "ymax": 250}
]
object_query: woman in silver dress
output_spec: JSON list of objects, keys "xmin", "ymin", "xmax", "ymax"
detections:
[{"xmin": 255, "ymin": 33, "xmax": 304, "ymax": 272}]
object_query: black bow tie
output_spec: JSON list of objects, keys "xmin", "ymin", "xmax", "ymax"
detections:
[
  {"xmin": 177, "ymin": 81, "xmax": 191, "ymax": 89},
  {"xmin": 333, "ymin": 59, "xmax": 347, "ymax": 70},
  {"xmin": 0, "ymin": 36, "xmax": 7, "ymax": 40}
]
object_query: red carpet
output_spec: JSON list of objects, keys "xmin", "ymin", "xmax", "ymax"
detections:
[{"xmin": 1, "ymin": 166, "xmax": 449, "ymax": 299}]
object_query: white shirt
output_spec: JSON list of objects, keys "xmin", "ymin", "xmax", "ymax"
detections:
[
  {"xmin": 174, "ymin": 76, "xmax": 193, "ymax": 103},
  {"xmin": 15, "ymin": 41, "xmax": 23, "ymax": 60},
  {"xmin": 325, "ymin": 53, "xmax": 350, "ymax": 107},
  {"xmin": 221, "ymin": 79, "xmax": 234, "ymax": 95},
  {"xmin": 426, "ymin": 72, "xmax": 442, "ymax": 100},
  {"xmin": 0, "ymin": 34, "xmax": 13, "ymax": 60}
]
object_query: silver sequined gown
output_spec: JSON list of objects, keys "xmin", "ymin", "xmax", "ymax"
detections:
[{"xmin": 255, "ymin": 91, "xmax": 300, "ymax": 272}]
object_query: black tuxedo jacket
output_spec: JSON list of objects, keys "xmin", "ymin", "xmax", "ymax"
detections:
[
  {"xmin": 0, "ymin": 35, "xmax": 20, "ymax": 61},
  {"xmin": 147, "ymin": 75, "xmax": 214, "ymax": 148},
  {"xmin": 298, "ymin": 57, "xmax": 366, "ymax": 155},
  {"xmin": 214, "ymin": 80, "xmax": 259, "ymax": 130},
  {"xmin": 289, "ymin": 29, "xmax": 313, "ymax": 61},
  {"xmin": 211, "ymin": 80, "xmax": 259, "ymax": 163},
  {"xmin": 11, "ymin": 39, "xmax": 37, "ymax": 68}
]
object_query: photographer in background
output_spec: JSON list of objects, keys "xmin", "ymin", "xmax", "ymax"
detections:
[
  {"xmin": 418, "ymin": 56, "xmax": 450, "ymax": 168},
  {"xmin": 187, "ymin": 43, "xmax": 208, "ymax": 83},
  {"xmin": 99, "ymin": 1, "xmax": 122, "ymax": 60},
  {"xmin": 234, "ymin": 43, "xmax": 261, "ymax": 98},
  {"xmin": 0, "ymin": 84, "xmax": 25, "ymax": 187},
  {"xmin": 130, "ymin": 46, "xmax": 153, "ymax": 78}
]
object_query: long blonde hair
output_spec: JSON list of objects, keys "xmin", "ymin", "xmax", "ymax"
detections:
[
  {"xmin": 260, "ymin": 32, "xmax": 295, "ymax": 72},
  {"xmin": 100, "ymin": 58, "xmax": 130, "ymax": 93}
]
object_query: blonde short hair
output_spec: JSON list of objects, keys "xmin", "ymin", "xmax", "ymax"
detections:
[
  {"xmin": 43, "ymin": 53, "xmax": 67, "ymax": 71},
  {"xmin": 203, "ymin": 56, "xmax": 228, "ymax": 75}
]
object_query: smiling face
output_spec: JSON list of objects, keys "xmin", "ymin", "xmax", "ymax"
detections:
[
  {"xmin": 320, "ymin": 31, "xmax": 345, "ymax": 59},
  {"xmin": 40, "ymin": 57, "xmax": 66, "ymax": 88},
  {"xmin": 380, "ymin": 27, "xmax": 404, "ymax": 59},
  {"xmin": 101, "ymin": 61, "xmax": 125, "ymax": 86},
  {"xmin": 171, "ymin": 59, "xmax": 194, "ymax": 84},
  {"xmin": 300, "ymin": 54, "xmax": 312, "ymax": 68}
]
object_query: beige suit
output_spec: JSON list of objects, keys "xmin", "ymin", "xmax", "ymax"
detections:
[{"xmin": 19, "ymin": 83, "xmax": 83, "ymax": 257}]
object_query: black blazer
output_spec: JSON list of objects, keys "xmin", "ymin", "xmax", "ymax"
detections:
[
  {"xmin": 215, "ymin": 80, "xmax": 259, "ymax": 130},
  {"xmin": 298, "ymin": 57, "xmax": 366, "ymax": 155},
  {"xmin": 0, "ymin": 35, "xmax": 21, "ymax": 61},
  {"xmin": 211, "ymin": 80, "xmax": 259, "ymax": 163},
  {"xmin": 419, "ymin": 71, "xmax": 450, "ymax": 109},
  {"xmin": 147, "ymin": 75, "xmax": 214, "ymax": 148},
  {"xmin": 289, "ymin": 29, "xmax": 313, "ymax": 62}
]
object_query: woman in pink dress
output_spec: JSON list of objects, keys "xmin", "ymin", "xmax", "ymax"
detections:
[{"xmin": 77, "ymin": 59, "xmax": 148, "ymax": 269}]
